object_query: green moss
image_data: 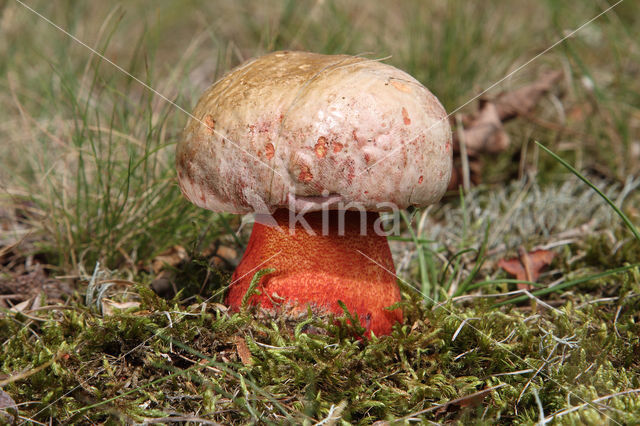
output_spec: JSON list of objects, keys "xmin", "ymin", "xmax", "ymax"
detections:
[
  {"xmin": 1, "ymin": 278, "xmax": 639, "ymax": 423},
  {"xmin": 583, "ymin": 232, "xmax": 640, "ymax": 270}
]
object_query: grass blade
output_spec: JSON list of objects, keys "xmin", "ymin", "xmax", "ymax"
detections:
[
  {"xmin": 536, "ymin": 141, "xmax": 640, "ymax": 242},
  {"xmin": 492, "ymin": 263, "xmax": 639, "ymax": 307}
]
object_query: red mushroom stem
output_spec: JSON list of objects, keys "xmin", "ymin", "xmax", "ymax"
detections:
[{"xmin": 226, "ymin": 209, "xmax": 403, "ymax": 336}]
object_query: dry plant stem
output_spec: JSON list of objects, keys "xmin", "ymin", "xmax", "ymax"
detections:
[
  {"xmin": 455, "ymin": 114, "xmax": 471, "ymax": 192},
  {"xmin": 226, "ymin": 209, "xmax": 403, "ymax": 336}
]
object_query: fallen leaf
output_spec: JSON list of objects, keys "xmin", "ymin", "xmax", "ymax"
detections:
[
  {"xmin": 216, "ymin": 246, "xmax": 237, "ymax": 262},
  {"xmin": 435, "ymin": 384, "xmax": 506, "ymax": 417},
  {"xmin": 211, "ymin": 245, "xmax": 239, "ymax": 268},
  {"xmin": 0, "ymin": 388, "xmax": 17, "ymax": 423},
  {"xmin": 151, "ymin": 245, "xmax": 188, "ymax": 274},
  {"xmin": 0, "ymin": 388, "xmax": 17, "ymax": 410},
  {"xmin": 447, "ymin": 70, "xmax": 563, "ymax": 192},
  {"xmin": 233, "ymin": 335, "xmax": 253, "ymax": 366},
  {"xmin": 454, "ymin": 71, "xmax": 563, "ymax": 156},
  {"xmin": 492, "ymin": 70, "xmax": 564, "ymax": 121},
  {"xmin": 9, "ymin": 299, "xmax": 30, "ymax": 313},
  {"xmin": 457, "ymin": 101, "xmax": 510, "ymax": 154},
  {"xmin": 498, "ymin": 248, "xmax": 555, "ymax": 290}
]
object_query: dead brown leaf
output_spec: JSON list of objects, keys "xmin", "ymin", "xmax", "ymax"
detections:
[
  {"xmin": 457, "ymin": 101, "xmax": 510, "ymax": 154},
  {"xmin": 454, "ymin": 71, "xmax": 563, "ymax": 155},
  {"xmin": 151, "ymin": 245, "xmax": 188, "ymax": 274},
  {"xmin": 0, "ymin": 388, "xmax": 17, "ymax": 423},
  {"xmin": 233, "ymin": 335, "xmax": 253, "ymax": 366},
  {"xmin": 399, "ymin": 384, "xmax": 506, "ymax": 420},
  {"xmin": 435, "ymin": 384, "xmax": 507, "ymax": 417},
  {"xmin": 9, "ymin": 299, "xmax": 30, "ymax": 313},
  {"xmin": 498, "ymin": 247, "xmax": 555, "ymax": 290},
  {"xmin": 492, "ymin": 70, "xmax": 564, "ymax": 121},
  {"xmin": 0, "ymin": 389, "xmax": 17, "ymax": 411},
  {"xmin": 447, "ymin": 70, "xmax": 563, "ymax": 191},
  {"xmin": 214, "ymin": 245, "xmax": 238, "ymax": 266}
]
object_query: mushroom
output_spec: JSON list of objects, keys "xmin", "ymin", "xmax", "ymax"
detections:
[{"xmin": 177, "ymin": 51, "xmax": 452, "ymax": 336}]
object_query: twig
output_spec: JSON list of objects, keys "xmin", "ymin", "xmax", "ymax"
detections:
[
  {"xmin": 451, "ymin": 317, "xmax": 480, "ymax": 342},
  {"xmin": 314, "ymin": 400, "xmax": 347, "ymax": 426},
  {"xmin": 516, "ymin": 344, "xmax": 557, "ymax": 411},
  {"xmin": 532, "ymin": 387, "xmax": 546, "ymax": 425},
  {"xmin": 141, "ymin": 415, "xmax": 221, "ymax": 425},
  {"xmin": 488, "ymin": 369, "xmax": 535, "ymax": 378},
  {"xmin": 393, "ymin": 384, "xmax": 507, "ymax": 422}
]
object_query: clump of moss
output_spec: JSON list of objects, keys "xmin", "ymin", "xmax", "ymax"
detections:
[
  {"xmin": 583, "ymin": 232, "xmax": 640, "ymax": 270},
  {"xmin": 1, "ymin": 269, "xmax": 639, "ymax": 423}
]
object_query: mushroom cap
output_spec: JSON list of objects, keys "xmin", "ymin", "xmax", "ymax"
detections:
[{"xmin": 177, "ymin": 51, "xmax": 452, "ymax": 213}]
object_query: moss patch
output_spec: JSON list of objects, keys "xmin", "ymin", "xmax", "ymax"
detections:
[{"xmin": 2, "ymin": 270, "xmax": 639, "ymax": 424}]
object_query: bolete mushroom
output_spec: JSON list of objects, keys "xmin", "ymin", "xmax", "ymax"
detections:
[{"xmin": 177, "ymin": 51, "xmax": 452, "ymax": 336}]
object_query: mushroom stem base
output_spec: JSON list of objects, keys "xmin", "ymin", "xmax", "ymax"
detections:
[{"xmin": 226, "ymin": 209, "xmax": 403, "ymax": 336}]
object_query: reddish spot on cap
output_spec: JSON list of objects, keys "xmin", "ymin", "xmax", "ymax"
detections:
[
  {"xmin": 204, "ymin": 114, "xmax": 216, "ymax": 134},
  {"xmin": 344, "ymin": 160, "xmax": 355, "ymax": 184},
  {"xmin": 418, "ymin": 175, "xmax": 424, "ymax": 184},
  {"xmin": 298, "ymin": 165, "xmax": 313, "ymax": 182},
  {"xmin": 265, "ymin": 143, "xmax": 275, "ymax": 159},
  {"xmin": 391, "ymin": 80, "xmax": 411, "ymax": 93},
  {"xmin": 402, "ymin": 107, "xmax": 411, "ymax": 125},
  {"xmin": 258, "ymin": 121, "xmax": 271, "ymax": 133},
  {"xmin": 352, "ymin": 129, "xmax": 361, "ymax": 145},
  {"xmin": 333, "ymin": 142, "xmax": 344, "ymax": 153},
  {"xmin": 315, "ymin": 136, "xmax": 327, "ymax": 158}
]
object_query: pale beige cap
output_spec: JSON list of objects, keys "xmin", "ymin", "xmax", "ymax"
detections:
[{"xmin": 177, "ymin": 51, "xmax": 452, "ymax": 213}]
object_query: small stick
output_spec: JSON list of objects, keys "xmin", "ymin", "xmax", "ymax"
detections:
[{"xmin": 456, "ymin": 114, "xmax": 471, "ymax": 192}]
